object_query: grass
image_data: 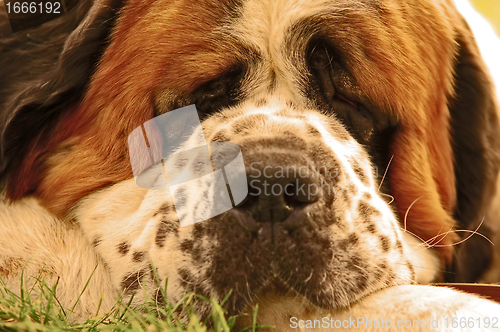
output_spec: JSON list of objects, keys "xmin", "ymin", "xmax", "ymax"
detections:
[{"xmin": 0, "ymin": 272, "xmax": 271, "ymax": 332}]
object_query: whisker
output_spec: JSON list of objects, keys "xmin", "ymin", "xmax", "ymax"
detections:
[
  {"xmin": 378, "ymin": 155, "xmax": 394, "ymax": 192},
  {"xmin": 307, "ymin": 43, "xmax": 319, "ymax": 61},
  {"xmin": 324, "ymin": 44, "xmax": 335, "ymax": 66},
  {"xmin": 401, "ymin": 228, "xmax": 430, "ymax": 247},
  {"xmin": 400, "ymin": 229, "xmax": 435, "ymax": 256},
  {"xmin": 380, "ymin": 193, "xmax": 394, "ymax": 204},
  {"xmin": 403, "ymin": 196, "xmax": 423, "ymax": 231},
  {"xmin": 405, "ymin": 216, "xmax": 493, "ymax": 252},
  {"xmin": 393, "ymin": 261, "xmax": 444, "ymax": 274},
  {"xmin": 433, "ymin": 216, "xmax": 493, "ymax": 247},
  {"xmin": 424, "ymin": 226, "xmax": 451, "ymax": 247}
]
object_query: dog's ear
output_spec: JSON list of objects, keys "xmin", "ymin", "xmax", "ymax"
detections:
[
  {"xmin": 0, "ymin": 0, "xmax": 124, "ymax": 199},
  {"xmin": 445, "ymin": 17, "xmax": 500, "ymax": 282},
  {"xmin": 384, "ymin": 2, "xmax": 500, "ymax": 269}
]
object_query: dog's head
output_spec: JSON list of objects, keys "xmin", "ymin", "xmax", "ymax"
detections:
[{"xmin": 1, "ymin": 0, "xmax": 499, "ymax": 320}]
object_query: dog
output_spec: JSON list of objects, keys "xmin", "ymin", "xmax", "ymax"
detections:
[{"xmin": 2, "ymin": 0, "xmax": 500, "ymax": 330}]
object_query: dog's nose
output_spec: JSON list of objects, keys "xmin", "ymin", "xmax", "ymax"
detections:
[{"xmin": 236, "ymin": 164, "xmax": 320, "ymax": 225}]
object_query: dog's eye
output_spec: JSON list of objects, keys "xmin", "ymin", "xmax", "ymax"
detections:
[
  {"xmin": 307, "ymin": 42, "xmax": 374, "ymax": 144},
  {"xmin": 192, "ymin": 65, "xmax": 246, "ymax": 119},
  {"xmin": 336, "ymin": 93, "xmax": 358, "ymax": 109},
  {"xmin": 153, "ymin": 66, "xmax": 245, "ymax": 119}
]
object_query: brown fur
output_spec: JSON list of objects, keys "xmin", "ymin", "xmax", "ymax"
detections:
[
  {"xmin": 2, "ymin": 0, "xmax": 499, "ymax": 271},
  {"xmin": 11, "ymin": 0, "xmax": 242, "ymax": 215}
]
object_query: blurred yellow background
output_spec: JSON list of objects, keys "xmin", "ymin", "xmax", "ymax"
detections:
[{"xmin": 470, "ymin": 0, "xmax": 500, "ymax": 36}]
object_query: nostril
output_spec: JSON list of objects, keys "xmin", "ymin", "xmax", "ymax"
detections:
[
  {"xmin": 236, "ymin": 162, "xmax": 324, "ymax": 224},
  {"xmin": 284, "ymin": 180, "xmax": 320, "ymax": 208}
]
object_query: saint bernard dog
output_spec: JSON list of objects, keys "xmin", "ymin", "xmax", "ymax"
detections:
[{"xmin": 2, "ymin": 0, "xmax": 500, "ymax": 330}]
